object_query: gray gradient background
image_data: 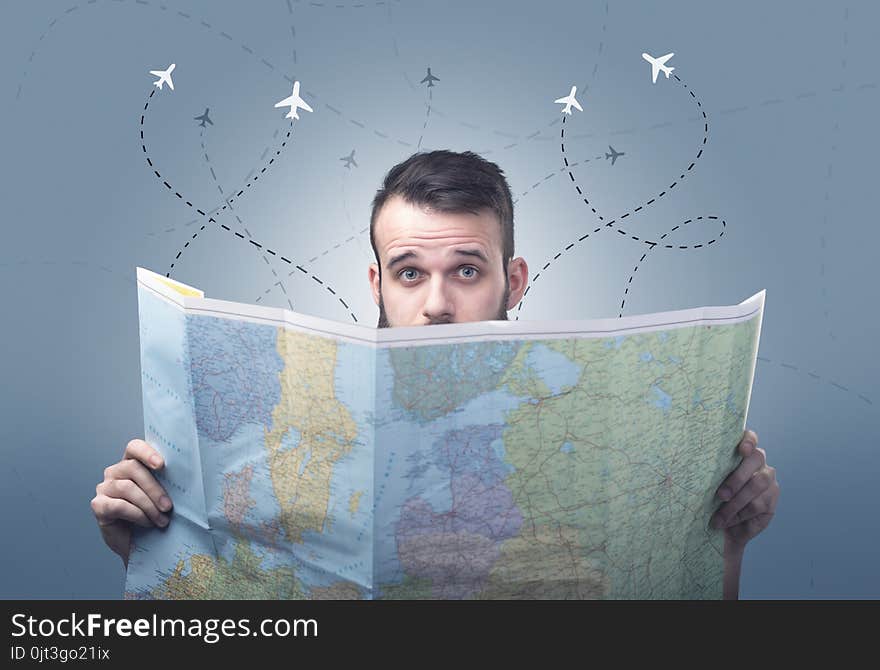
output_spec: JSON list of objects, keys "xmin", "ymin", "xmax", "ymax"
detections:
[{"xmin": 1, "ymin": 0, "xmax": 877, "ymax": 598}]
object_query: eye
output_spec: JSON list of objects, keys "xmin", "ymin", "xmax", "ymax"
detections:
[
  {"xmin": 399, "ymin": 268, "xmax": 420, "ymax": 282},
  {"xmin": 458, "ymin": 265, "xmax": 479, "ymax": 279}
]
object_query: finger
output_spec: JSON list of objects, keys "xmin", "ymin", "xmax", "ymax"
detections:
[
  {"xmin": 725, "ymin": 513, "xmax": 774, "ymax": 545},
  {"xmin": 91, "ymin": 495, "xmax": 153, "ymax": 528},
  {"xmin": 103, "ymin": 459, "xmax": 173, "ymax": 513},
  {"xmin": 716, "ymin": 448, "xmax": 767, "ymax": 501},
  {"xmin": 739, "ymin": 429, "xmax": 759, "ymax": 455},
  {"xmin": 97, "ymin": 479, "xmax": 169, "ymax": 527},
  {"xmin": 717, "ymin": 466, "xmax": 775, "ymax": 523},
  {"xmin": 723, "ymin": 483, "xmax": 779, "ymax": 527},
  {"xmin": 123, "ymin": 438, "xmax": 165, "ymax": 470},
  {"xmin": 712, "ymin": 467, "xmax": 776, "ymax": 528},
  {"xmin": 737, "ymin": 430, "xmax": 758, "ymax": 458}
]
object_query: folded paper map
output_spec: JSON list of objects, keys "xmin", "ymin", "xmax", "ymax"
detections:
[{"xmin": 124, "ymin": 267, "xmax": 765, "ymax": 600}]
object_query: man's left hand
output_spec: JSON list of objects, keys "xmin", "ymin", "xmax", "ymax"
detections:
[{"xmin": 711, "ymin": 429, "xmax": 780, "ymax": 549}]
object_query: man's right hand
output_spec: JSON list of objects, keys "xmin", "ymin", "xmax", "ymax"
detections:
[{"xmin": 91, "ymin": 439, "xmax": 173, "ymax": 567}]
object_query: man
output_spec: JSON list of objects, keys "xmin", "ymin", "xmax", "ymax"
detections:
[{"xmin": 92, "ymin": 150, "xmax": 780, "ymax": 599}]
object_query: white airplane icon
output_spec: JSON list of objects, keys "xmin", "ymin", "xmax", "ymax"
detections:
[
  {"xmin": 274, "ymin": 81, "xmax": 314, "ymax": 120},
  {"xmin": 149, "ymin": 63, "xmax": 176, "ymax": 91},
  {"xmin": 642, "ymin": 52, "xmax": 675, "ymax": 84},
  {"xmin": 554, "ymin": 85, "xmax": 583, "ymax": 115}
]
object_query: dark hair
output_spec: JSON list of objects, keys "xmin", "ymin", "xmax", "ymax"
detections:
[{"xmin": 370, "ymin": 150, "xmax": 515, "ymax": 272}]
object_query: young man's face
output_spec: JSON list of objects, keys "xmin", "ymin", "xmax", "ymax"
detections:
[{"xmin": 368, "ymin": 195, "xmax": 529, "ymax": 327}]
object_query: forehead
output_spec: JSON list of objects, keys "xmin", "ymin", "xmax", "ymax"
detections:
[{"xmin": 374, "ymin": 195, "xmax": 502, "ymax": 262}]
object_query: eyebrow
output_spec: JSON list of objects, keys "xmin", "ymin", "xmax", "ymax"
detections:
[
  {"xmin": 386, "ymin": 250, "xmax": 418, "ymax": 271},
  {"xmin": 386, "ymin": 248, "xmax": 489, "ymax": 271},
  {"xmin": 453, "ymin": 248, "xmax": 490, "ymax": 264}
]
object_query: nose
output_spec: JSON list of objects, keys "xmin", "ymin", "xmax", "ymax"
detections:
[{"xmin": 422, "ymin": 276, "xmax": 455, "ymax": 324}]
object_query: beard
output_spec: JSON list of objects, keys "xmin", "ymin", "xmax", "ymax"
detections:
[{"xmin": 377, "ymin": 275, "xmax": 511, "ymax": 328}]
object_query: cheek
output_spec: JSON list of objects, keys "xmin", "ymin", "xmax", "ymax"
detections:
[
  {"xmin": 458, "ymin": 282, "xmax": 503, "ymax": 313},
  {"xmin": 383, "ymin": 283, "xmax": 420, "ymax": 317}
]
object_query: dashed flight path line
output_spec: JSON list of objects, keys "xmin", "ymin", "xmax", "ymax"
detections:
[
  {"xmin": 284, "ymin": 0, "xmax": 298, "ymax": 65},
  {"xmin": 819, "ymin": 5, "xmax": 850, "ymax": 345},
  {"xmin": 755, "ymin": 355, "xmax": 873, "ymax": 408},
  {"xmin": 331, "ymin": 172, "xmax": 369, "ymax": 266},
  {"xmin": 478, "ymin": 76, "xmax": 877, "ymax": 158},
  {"xmin": 141, "ymin": 87, "xmax": 292, "ymax": 274},
  {"xmin": 417, "ymin": 87, "xmax": 433, "ymax": 150},
  {"xmin": 140, "ymin": 88, "xmax": 359, "ymax": 323},
  {"xmin": 199, "ymin": 127, "xmax": 297, "ymax": 312},
  {"xmin": 578, "ymin": 1, "xmax": 609, "ymax": 97},
  {"xmin": 617, "ymin": 216, "xmax": 725, "ymax": 317},
  {"xmin": 515, "ymin": 71, "xmax": 717, "ymax": 320},
  {"xmin": 257, "ymin": 171, "xmax": 370, "ymax": 305},
  {"xmin": 18, "ymin": 0, "xmax": 410, "ymax": 149},
  {"xmin": 0, "ymin": 258, "xmax": 136, "ymax": 289},
  {"xmin": 512, "ymin": 151, "xmax": 623, "ymax": 205},
  {"xmin": 413, "ymin": 2, "xmax": 609, "ymax": 155},
  {"xmin": 386, "ymin": 3, "xmax": 416, "ymax": 93},
  {"xmin": 146, "ymin": 125, "xmax": 289, "ymax": 240}
]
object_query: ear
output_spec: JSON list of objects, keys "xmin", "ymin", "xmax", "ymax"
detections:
[
  {"xmin": 506, "ymin": 257, "xmax": 529, "ymax": 310},
  {"xmin": 368, "ymin": 262, "xmax": 381, "ymax": 306}
]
